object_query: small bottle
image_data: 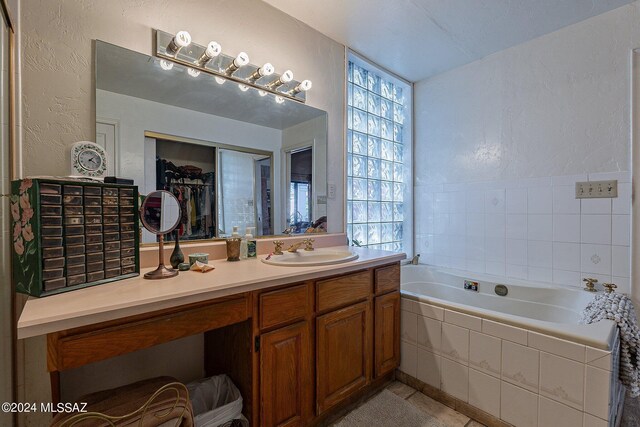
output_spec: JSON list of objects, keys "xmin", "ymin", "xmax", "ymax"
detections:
[
  {"xmin": 239, "ymin": 228, "xmax": 248, "ymax": 260},
  {"xmin": 246, "ymin": 227, "xmax": 257, "ymax": 258},
  {"xmin": 226, "ymin": 226, "xmax": 241, "ymax": 261}
]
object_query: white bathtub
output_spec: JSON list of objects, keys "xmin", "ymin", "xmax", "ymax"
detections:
[
  {"xmin": 401, "ymin": 265, "xmax": 616, "ymax": 349},
  {"xmin": 399, "ymin": 265, "xmax": 623, "ymax": 426}
]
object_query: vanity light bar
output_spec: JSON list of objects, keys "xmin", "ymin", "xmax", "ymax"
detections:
[{"xmin": 155, "ymin": 29, "xmax": 311, "ymax": 103}]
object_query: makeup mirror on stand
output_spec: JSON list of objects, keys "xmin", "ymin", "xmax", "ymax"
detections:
[{"xmin": 139, "ymin": 190, "xmax": 181, "ymax": 279}]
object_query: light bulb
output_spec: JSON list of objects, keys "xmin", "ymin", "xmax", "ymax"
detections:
[
  {"xmin": 258, "ymin": 90, "xmax": 268, "ymax": 97},
  {"xmin": 281, "ymin": 70, "xmax": 294, "ymax": 83},
  {"xmin": 166, "ymin": 30, "xmax": 191, "ymax": 55},
  {"xmin": 275, "ymin": 96, "xmax": 285, "ymax": 104},
  {"xmin": 197, "ymin": 41, "xmax": 222, "ymax": 66},
  {"xmin": 297, "ymin": 80, "xmax": 312, "ymax": 91},
  {"xmin": 215, "ymin": 76, "xmax": 226, "ymax": 85},
  {"xmin": 187, "ymin": 68, "xmax": 200, "ymax": 78},
  {"xmin": 238, "ymin": 84, "xmax": 249, "ymax": 92},
  {"xmin": 234, "ymin": 52, "xmax": 249, "ymax": 67},
  {"xmin": 259, "ymin": 63, "xmax": 274, "ymax": 77},
  {"xmin": 160, "ymin": 59, "xmax": 174, "ymax": 71}
]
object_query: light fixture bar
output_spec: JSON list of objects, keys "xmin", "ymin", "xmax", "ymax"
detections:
[{"xmin": 155, "ymin": 29, "xmax": 309, "ymax": 103}]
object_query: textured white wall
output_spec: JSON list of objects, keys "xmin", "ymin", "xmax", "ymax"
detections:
[
  {"xmin": 19, "ymin": 1, "xmax": 345, "ymax": 423},
  {"xmin": 414, "ymin": 4, "xmax": 638, "ymax": 294}
]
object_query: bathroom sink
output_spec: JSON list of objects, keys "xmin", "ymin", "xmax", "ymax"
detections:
[{"xmin": 261, "ymin": 249, "xmax": 359, "ymax": 266}]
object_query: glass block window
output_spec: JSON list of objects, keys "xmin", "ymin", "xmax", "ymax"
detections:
[{"xmin": 347, "ymin": 55, "xmax": 412, "ymax": 253}]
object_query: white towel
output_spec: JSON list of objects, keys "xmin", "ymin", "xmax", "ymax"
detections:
[{"xmin": 580, "ymin": 292, "xmax": 640, "ymax": 397}]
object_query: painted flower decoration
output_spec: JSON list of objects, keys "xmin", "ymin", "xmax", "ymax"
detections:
[
  {"xmin": 14, "ymin": 236, "xmax": 24, "ymax": 255},
  {"xmin": 18, "ymin": 178, "xmax": 32, "ymax": 193},
  {"xmin": 22, "ymin": 224, "xmax": 34, "ymax": 242},
  {"xmin": 19, "ymin": 192, "xmax": 30, "ymax": 210},
  {"xmin": 10, "ymin": 201, "xmax": 19, "ymax": 221},
  {"xmin": 21, "ymin": 207, "xmax": 33, "ymax": 226},
  {"xmin": 13, "ymin": 222, "xmax": 21, "ymax": 240}
]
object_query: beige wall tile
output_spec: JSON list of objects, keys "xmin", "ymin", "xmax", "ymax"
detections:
[
  {"xmin": 469, "ymin": 331, "xmax": 501, "ymax": 378},
  {"xmin": 501, "ymin": 381, "xmax": 538, "ymax": 427},
  {"xmin": 501, "ymin": 341, "xmax": 539, "ymax": 393},
  {"xmin": 442, "ymin": 322, "xmax": 469, "ymax": 365},
  {"xmin": 441, "ymin": 357, "xmax": 469, "ymax": 402},
  {"xmin": 417, "ymin": 315, "xmax": 442, "ymax": 353},
  {"xmin": 469, "ymin": 368, "xmax": 500, "ymax": 418},
  {"xmin": 539, "ymin": 352, "xmax": 585, "ymax": 411},
  {"xmin": 482, "ymin": 319, "xmax": 527, "ymax": 345}
]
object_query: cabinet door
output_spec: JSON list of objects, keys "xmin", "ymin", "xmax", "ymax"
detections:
[
  {"xmin": 316, "ymin": 301, "xmax": 372, "ymax": 414},
  {"xmin": 374, "ymin": 291, "xmax": 400, "ymax": 377},
  {"xmin": 261, "ymin": 321, "xmax": 312, "ymax": 427}
]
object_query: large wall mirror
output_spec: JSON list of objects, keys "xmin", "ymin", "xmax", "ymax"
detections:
[{"xmin": 95, "ymin": 41, "xmax": 328, "ymax": 243}]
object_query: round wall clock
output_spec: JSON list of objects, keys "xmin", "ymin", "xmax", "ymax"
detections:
[{"xmin": 70, "ymin": 141, "xmax": 107, "ymax": 178}]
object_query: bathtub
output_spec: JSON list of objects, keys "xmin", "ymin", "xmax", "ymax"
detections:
[{"xmin": 399, "ymin": 265, "xmax": 622, "ymax": 427}]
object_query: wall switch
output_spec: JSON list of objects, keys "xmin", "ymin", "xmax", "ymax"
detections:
[
  {"xmin": 317, "ymin": 195, "xmax": 327, "ymax": 205},
  {"xmin": 327, "ymin": 183, "xmax": 336, "ymax": 199},
  {"xmin": 575, "ymin": 180, "xmax": 618, "ymax": 199}
]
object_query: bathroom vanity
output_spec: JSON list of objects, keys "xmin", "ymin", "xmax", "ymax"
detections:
[{"xmin": 17, "ymin": 246, "xmax": 404, "ymax": 426}]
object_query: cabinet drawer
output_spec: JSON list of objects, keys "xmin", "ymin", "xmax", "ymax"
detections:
[
  {"xmin": 317, "ymin": 270, "xmax": 372, "ymax": 313},
  {"xmin": 259, "ymin": 284, "xmax": 310, "ymax": 330},
  {"xmin": 374, "ymin": 263, "xmax": 400, "ymax": 295}
]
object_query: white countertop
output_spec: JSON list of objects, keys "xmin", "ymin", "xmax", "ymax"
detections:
[{"xmin": 17, "ymin": 246, "xmax": 405, "ymax": 339}]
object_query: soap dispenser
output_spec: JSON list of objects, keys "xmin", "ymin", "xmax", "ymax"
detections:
[
  {"xmin": 246, "ymin": 227, "xmax": 257, "ymax": 258},
  {"xmin": 240, "ymin": 228, "xmax": 248, "ymax": 260}
]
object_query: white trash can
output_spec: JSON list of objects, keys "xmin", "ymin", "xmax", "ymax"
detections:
[{"xmin": 186, "ymin": 374, "xmax": 248, "ymax": 427}]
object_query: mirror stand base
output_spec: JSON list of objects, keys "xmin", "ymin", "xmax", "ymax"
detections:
[{"xmin": 144, "ymin": 264, "xmax": 179, "ymax": 280}]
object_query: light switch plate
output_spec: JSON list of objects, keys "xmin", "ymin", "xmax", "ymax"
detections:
[
  {"xmin": 327, "ymin": 182, "xmax": 336, "ymax": 199},
  {"xmin": 575, "ymin": 180, "xmax": 618, "ymax": 199}
]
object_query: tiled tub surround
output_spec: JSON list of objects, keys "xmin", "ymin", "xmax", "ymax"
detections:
[
  {"xmin": 414, "ymin": 172, "xmax": 632, "ymax": 294},
  {"xmin": 399, "ymin": 266, "xmax": 623, "ymax": 427}
]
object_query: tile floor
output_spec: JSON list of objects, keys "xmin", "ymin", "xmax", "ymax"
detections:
[{"xmin": 332, "ymin": 381, "xmax": 486, "ymax": 427}]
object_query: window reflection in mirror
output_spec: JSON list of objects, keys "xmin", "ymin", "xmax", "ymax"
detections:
[{"xmin": 287, "ymin": 147, "xmax": 313, "ymax": 234}]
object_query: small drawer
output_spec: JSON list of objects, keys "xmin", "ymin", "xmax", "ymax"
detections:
[
  {"xmin": 43, "ymin": 257, "xmax": 64, "ymax": 270},
  {"xmin": 87, "ymin": 271, "xmax": 104, "ymax": 282},
  {"xmin": 105, "ymin": 258, "xmax": 120, "ymax": 269},
  {"xmin": 65, "ymin": 235, "xmax": 85, "ymax": 245},
  {"xmin": 102, "ymin": 197, "xmax": 118, "ymax": 206},
  {"xmin": 39, "ymin": 183, "xmax": 61, "ymax": 194},
  {"xmin": 84, "ymin": 196, "xmax": 101, "ymax": 206},
  {"xmin": 65, "ymin": 244, "xmax": 85, "ymax": 256},
  {"xmin": 85, "ymin": 233, "xmax": 103, "ymax": 244},
  {"xmin": 85, "ymin": 242, "xmax": 103, "ymax": 253},
  {"xmin": 42, "ymin": 237, "xmax": 63, "ymax": 248},
  {"xmin": 43, "ymin": 268, "xmax": 63, "ymax": 280},
  {"xmin": 374, "ymin": 264, "xmax": 400, "ymax": 295},
  {"xmin": 85, "ymin": 224, "xmax": 103, "ymax": 234},
  {"xmin": 316, "ymin": 270, "xmax": 372, "ymax": 312},
  {"xmin": 121, "ymin": 256, "xmax": 135, "ymax": 266},
  {"xmin": 63, "ymin": 195, "xmax": 82, "ymax": 205},
  {"xmin": 119, "ymin": 188, "xmax": 134, "ymax": 197},
  {"xmin": 120, "ymin": 247, "xmax": 135, "ymax": 257},
  {"xmin": 104, "ymin": 241, "xmax": 120, "ymax": 251},
  {"xmin": 67, "ymin": 274, "xmax": 86, "ymax": 287},
  {"xmin": 104, "ymin": 223, "xmax": 119, "ymax": 232},
  {"xmin": 84, "ymin": 215, "xmax": 102, "ymax": 224},
  {"xmin": 259, "ymin": 284, "xmax": 310, "ymax": 330},
  {"xmin": 65, "ymin": 216, "xmax": 84, "ymax": 225},
  {"xmin": 84, "ymin": 205, "xmax": 102, "ymax": 215},
  {"xmin": 121, "ymin": 265, "xmax": 136, "ymax": 275},
  {"xmin": 120, "ymin": 222, "xmax": 135, "ymax": 232},
  {"xmin": 64, "ymin": 206, "xmax": 83, "ymax": 216},
  {"xmin": 105, "ymin": 250, "xmax": 120, "ymax": 260},
  {"xmin": 64, "ymin": 225, "xmax": 84, "ymax": 236},
  {"xmin": 87, "ymin": 261, "xmax": 104, "ymax": 273},
  {"xmin": 121, "ymin": 239, "xmax": 135, "ymax": 249},
  {"xmin": 40, "ymin": 194, "xmax": 62, "ymax": 205},
  {"xmin": 84, "ymin": 186, "xmax": 102, "ymax": 196},
  {"xmin": 103, "ymin": 215, "xmax": 119, "ymax": 224},
  {"xmin": 43, "ymin": 278, "xmax": 66, "ymax": 291},
  {"xmin": 43, "ymin": 247, "xmax": 64, "ymax": 259},
  {"xmin": 104, "ymin": 232, "xmax": 120, "ymax": 242},
  {"xmin": 63, "ymin": 185, "xmax": 83, "ymax": 195},
  {"xmin": 66, "ymin": 254, "xmax": 85, "ymax": 266},
  {"xmin": 42, "ymin": 216, "xmax": 63, "ymax": 226},
  {"xmin": 119, "ymin": 197, "xmax": 134, "ymax": 207},
  {"xmin": 105, "ymin": 267, "xmax": 121, "ymax": 278},
  {"xmin": 86, "ymin": 252, "xmax": 104, "ymax": 263},
  {"xmin": 120, "ymin": 214, "xmax": 135, "ymax": 223},
  {"xmin": 41, "ymin": 226, "xmax": 62, "ymax": 237},
  {"xmin": 67, "ymin": 264, "xmax": 86, "ymax": 276},
  {"xmin": 103, "ymin": 205, "xmax": 119, "ymax": 215},
  {"xmin": 103, "ymin": 187, "xmax": 118, "ymax": 197},
  {"xmin": 41, "ymin": 205, "xmax": 62, "ymax": 216},
  {"xmin": 121, "ymin": 231, "xmax": 135, "ymax": 240}
]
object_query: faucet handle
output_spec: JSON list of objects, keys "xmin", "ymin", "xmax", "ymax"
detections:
[
  {"xmin": 303, "ymin": 238, "xmax": 315, "ymax": 251},
  {"xmin": 603, "ymin": 283, "xmax": 617, "ymax": 294},
  {"xmin": 273, "ymin": 240, "xmax": 284, "ymax": 255},
  {"xmin": 583, "ymin": 277, "xmax": 598, "ymax": 292}
]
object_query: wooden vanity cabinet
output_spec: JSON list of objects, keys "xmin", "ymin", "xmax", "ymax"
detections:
[{"xmin": 374, "ymin": 291, "xmax": 400, "ymax": 377}]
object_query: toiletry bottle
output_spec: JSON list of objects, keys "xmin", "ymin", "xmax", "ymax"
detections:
[
  {"xmin": 226, "ymin": 226, "xmax": 242, "ymax": 261},
  {"xmin": 240, "ymin": 228, "xmax": 248, "ymax": 259},
  {"xmin": 246, "ymin": 227, "xmax": 257, "ymax": 258}
]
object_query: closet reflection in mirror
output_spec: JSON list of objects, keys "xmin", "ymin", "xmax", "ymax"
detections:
[{"xmin": 95, "ymin": 40, "xmax": 328, "ymax": 243}]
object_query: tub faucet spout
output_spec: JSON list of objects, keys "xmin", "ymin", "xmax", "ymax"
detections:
[{"xmin": 410, "ymin": 254, "xmax": 420, "ymax": 265}]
